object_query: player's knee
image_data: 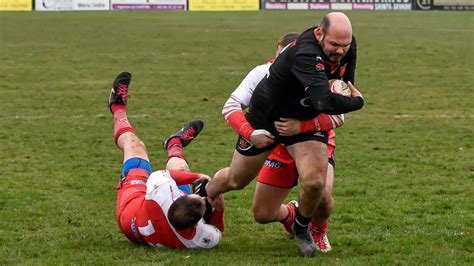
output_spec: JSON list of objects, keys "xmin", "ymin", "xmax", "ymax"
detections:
[
  {"xmin": 252, "ymin": 207, "xmax": 275, "ymax": 224},
  {"xmin": 300, "ymin": 173, "xmax": 326, "ymax": 192},
  {"xmin": 227, "ymin": 181, "xmax": 246, "ymax": 190},
  {"xmin": 133, "ymin": 139, "xmax": 146, "ymax": 151},
  {"xmin": 122, "ymin": 134, "xmax": 146, "ymax": 150}
]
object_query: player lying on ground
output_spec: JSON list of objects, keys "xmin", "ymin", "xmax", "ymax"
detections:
[{"xmin": 109, "ymin": 71, "xmax": 224, "ymax": 249}]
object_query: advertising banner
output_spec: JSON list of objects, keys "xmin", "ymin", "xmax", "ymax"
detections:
[
  {"xmin": 35, "ymin": 0, "xmax": 109, "ymax": 11},
  {"xmin": 413, "ymin": 0, "xmax": 473, "ymax": 10},
  {"xmin": 111, "ymin": 0, "xmax": 186, "ymax": 10},
  {"xmin": 263, "ymin": 0, "xmax": 412, "ymax": 10},
  {"xmin": 189, "ymin": 0, "xmax": 259, "ymax": 11},
  {"xmin": 0, "ymin": 0, "xmax": 32, "ymax": 11}
]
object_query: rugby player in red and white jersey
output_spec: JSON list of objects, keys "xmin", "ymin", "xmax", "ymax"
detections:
[
  {"xmin": 220, "ymin": 32, "xmax": 345, "ymax": 253},
  {"xmin": 109, "ymin": 71, "xmax": 224, "ymax": 249}
]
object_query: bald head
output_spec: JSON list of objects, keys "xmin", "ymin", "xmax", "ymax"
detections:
[{"xmin": 320, "ymin": 12, "xmax": 352, "ymax": 39}]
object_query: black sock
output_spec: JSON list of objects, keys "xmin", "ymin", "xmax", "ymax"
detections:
[{"xmin": 294, "ymin": 207, "xmax": 311, "ymax": 230}]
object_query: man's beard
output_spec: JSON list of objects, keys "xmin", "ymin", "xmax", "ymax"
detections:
[{"xmin": 321, "ymin": 40, "xmax": 344, "ymax": 63}]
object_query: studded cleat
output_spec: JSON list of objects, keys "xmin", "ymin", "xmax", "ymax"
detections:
[
  {"xmin": 293, "ymin": 222, "xmax": 317, "ymax": 257},
  {"xmin": 163, "ymin": 120, "xmax": 204, "ymax": 150},
  {"xmin": 108, "ymin": 71, "xmax": 132, "ymax": 113},
  {"xmin": 309, "ymin": 223, "xmax": 332, "ymax": 253}
]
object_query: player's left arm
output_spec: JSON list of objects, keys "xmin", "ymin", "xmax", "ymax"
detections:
[{"xmin": 167, "ymin": 170, "xmax": 210, "ymax": 186}]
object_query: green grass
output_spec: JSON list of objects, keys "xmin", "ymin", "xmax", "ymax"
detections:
[{"xmin": 1, "ymin": 10, "xmax": 473, "ymax": 264}]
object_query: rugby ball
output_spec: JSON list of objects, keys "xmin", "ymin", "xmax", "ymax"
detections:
[{"xmin": 329, "ymin": 79, "xmax": 351, "ymax": 96}]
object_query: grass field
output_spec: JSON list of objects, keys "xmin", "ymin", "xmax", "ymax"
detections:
[{"xmin": 1, "ymin": 10, "xmax": 473, "ymax": 265}]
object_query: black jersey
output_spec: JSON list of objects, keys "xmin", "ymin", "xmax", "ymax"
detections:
[{"xmin": 247, "ymin": 26, "xmax": 363, "ymax": 134}]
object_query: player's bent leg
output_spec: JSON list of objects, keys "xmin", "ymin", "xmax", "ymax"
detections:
[
  {"xmin": 166, "ymin": 157, "xmax": 190, "ymax": 172},
  {"xmin": 206, "ymin": 150, "xmax": 270, "ymax": 198},
  {"xmin": 252, "ymin": 183, "xmax": 291, "ymax": 224}
]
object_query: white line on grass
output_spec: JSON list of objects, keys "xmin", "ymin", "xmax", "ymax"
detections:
[
  {"xmin": 393, "ymin": 114, "xmax": 474, "ymax": 118},
  {"xmin": 4, "ymin": 114, "xmax": 149, "ymax": 120},
  {"xmin": 2, "ymin": 114, "xmax": 473, "ymax": 120}
]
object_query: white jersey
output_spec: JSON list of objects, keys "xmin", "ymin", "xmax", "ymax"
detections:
[
  {"xmin": 138, "ymin": 170, "xmax": 222, "ymax": 249},
  {"xmin": 223, "ymin": 62, "xmax": 271, "ymax": 120}
]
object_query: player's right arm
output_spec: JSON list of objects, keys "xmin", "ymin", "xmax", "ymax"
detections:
[{"xmin": 275, "ymin": 114, "xmax": 344, "ymax": 136}]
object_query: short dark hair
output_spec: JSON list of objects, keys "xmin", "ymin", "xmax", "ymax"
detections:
[
  {"xmin": 168, "ymin": 196, "xmax": 203, "ymax": 229},
  {"xmin": 320, "ymin": 15, "xmax": 330, "ymax": 34},
  {"xmin": 277, "ymin": 32, "xmax": 299, "ymax": 48}
]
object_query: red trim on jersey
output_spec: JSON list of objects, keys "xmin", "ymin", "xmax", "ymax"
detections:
[
  {"xmin": 225, "ymin": 110, "xmax": 254, "ymax": 140},
  {"xmin": 176, "ymin": 226, "xmax": 197, "ymax": 240},
  {"xmin": 168, "ymin": 170, "xmax": 200, "ymax": 186}
]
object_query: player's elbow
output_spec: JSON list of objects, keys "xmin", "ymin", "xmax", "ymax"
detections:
[{"xmin": 312, "ymin": 100, "xmax": 334, "ymax": 114}]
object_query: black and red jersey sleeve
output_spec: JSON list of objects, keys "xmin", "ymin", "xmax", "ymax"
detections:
[{"xmin": 291, "ymin": 35, "xmax": 363, "ymax": 115}]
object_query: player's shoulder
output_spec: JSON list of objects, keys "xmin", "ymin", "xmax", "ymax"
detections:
[
  {"xmin": 255, "ymin": 60, "xmax": 273, "ymax": 70},
  {"xmin": 295, "ymin": 27, "xmax": 323, "ymax": 57},
  {"xmin": 247, "ymin": 62, "xmax": 271, "ymax": 77}
]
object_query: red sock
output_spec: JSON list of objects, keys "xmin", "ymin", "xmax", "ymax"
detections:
[
  {"xmin": 281, "ymin": 204, "xmax": 294, "ymax": 225},
  {"xmin": 166, "ymin": 137, "xmax": 186, "ymax": 161},
  {"xmin": 112, "ymin": 105, "xmax": 135, "ymax": 144},
  {"xmin": 111, "ymin": 104, "xmax": 126, "ymax": 114}
]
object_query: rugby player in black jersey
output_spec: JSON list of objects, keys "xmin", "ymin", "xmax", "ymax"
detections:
[{"xmin": 200, "ymin": 12, "xmax": 365, "ymax": 257}]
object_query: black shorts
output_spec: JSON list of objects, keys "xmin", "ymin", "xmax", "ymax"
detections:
[{"xmin": 236, "ymin": 131, "xmax": 329, "ymax": 156}]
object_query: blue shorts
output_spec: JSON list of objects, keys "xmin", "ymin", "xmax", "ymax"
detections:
[{"xmin": 122, "ymin": 158, "xmax": 191, "ymax": 195}]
